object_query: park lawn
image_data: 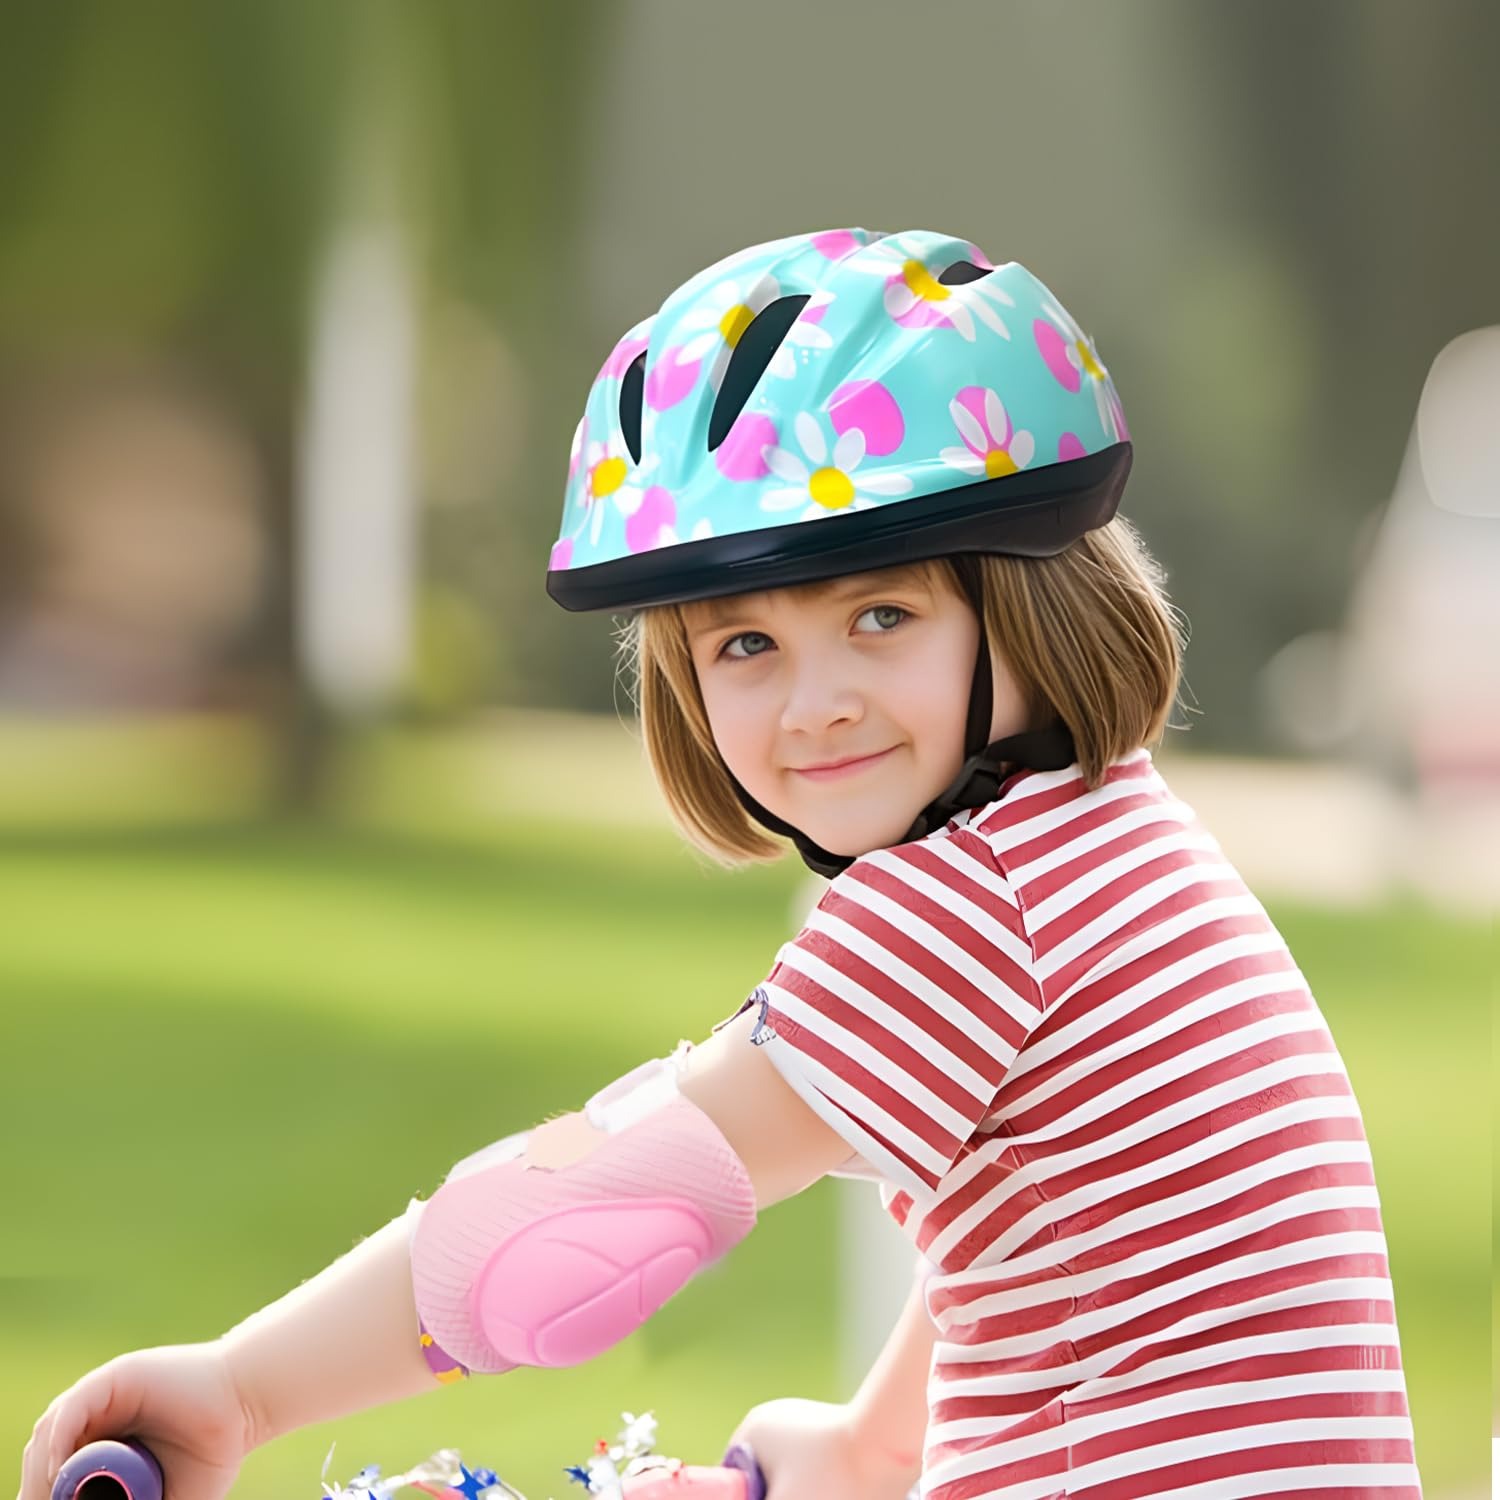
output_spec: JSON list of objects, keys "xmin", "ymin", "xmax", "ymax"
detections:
[{"xmin": 0, "ymin": 805, "xmax": 1487, "ymax": 1495}]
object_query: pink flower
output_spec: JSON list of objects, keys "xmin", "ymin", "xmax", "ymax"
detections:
[
  {"xmin": 940, "ymin": 387, "xmax": 1035, "ymax": 479},
  {"xmin": 1033, "ymin": 300, "xmax": 1127, "ymax": 442},
  {"xmin": 625, "ymin": 486, "xmax": 676, "ymax": 554}
]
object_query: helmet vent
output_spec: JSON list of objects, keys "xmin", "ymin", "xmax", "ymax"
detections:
[
  {"xmin": 937, "ymin": 260, "xmax": 991, "ymax": 286},
  {"xmin": 707, "ymin": 294, "xmax": 811, "ymax": 451},
  {"xmin": 620, "ymin": 351, "xmax": 646, "ymax": 463}
]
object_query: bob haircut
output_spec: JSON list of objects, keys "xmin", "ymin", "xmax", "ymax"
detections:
[{"xmin": 616, "ymin": 516, "xmax": 1185, "ymax": 867}]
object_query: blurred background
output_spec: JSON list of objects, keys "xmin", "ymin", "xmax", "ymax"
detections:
[{"xmin": 0, "ymin": 1, "xmax": 1493, "ymax": 1495}]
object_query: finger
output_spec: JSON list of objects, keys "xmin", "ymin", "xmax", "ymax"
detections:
[
  {"xmin": 19, "ymin": 1407, "xmax": 58, "ymax": 1500},
  {"xmin": 56, "ymin": 1360, "xmax": 137, "ymax": 1473},
  {"xmin": 43, "ymin": 1380, "xmax": 108, "ymax": 1486},
  {"xmin": 45, "ymin": 1395, "xmax": 81, "ymax": 1486}
]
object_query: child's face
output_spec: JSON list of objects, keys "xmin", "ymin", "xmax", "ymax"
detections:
[{"xmin": 683, "ymin": 564, "xmax": 1031, "ymax": 859}]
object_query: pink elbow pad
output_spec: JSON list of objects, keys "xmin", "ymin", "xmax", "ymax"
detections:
[{"xmin": 409, "ymin": 1088, "xmax": 757, "ymax": 1376}]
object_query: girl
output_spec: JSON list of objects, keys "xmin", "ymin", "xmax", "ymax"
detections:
[{"xmin": 18, "ymin": 228, "xmax": 1422, "ymax": 1500}]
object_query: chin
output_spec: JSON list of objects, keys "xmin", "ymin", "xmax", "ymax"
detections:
[{"xmin": 803, "ymin": 811, "xmax": 925, "ymax": 860}]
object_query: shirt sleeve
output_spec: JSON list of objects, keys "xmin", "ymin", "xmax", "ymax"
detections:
[{"xmin": 751, "ymin": 829, "xmax": 1046, "ymax": 1202}]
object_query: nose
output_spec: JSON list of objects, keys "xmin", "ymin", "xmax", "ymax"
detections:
[{"xmin": 779, "ymin": 648, "xmax": 864, "ymax": 736}]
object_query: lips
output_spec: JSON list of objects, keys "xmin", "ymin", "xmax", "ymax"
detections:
[{"xmin": 791, "ymin": 747, "xmax": 897, "ymax": 778}]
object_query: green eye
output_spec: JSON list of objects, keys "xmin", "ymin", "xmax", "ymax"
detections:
[
  {"xmin": 859, "ymin": 605, "xmax": 909, "ymax": 632},
  {"xmin": 724, "ymin": 631, "xmax": 773, "ymax": 659}
]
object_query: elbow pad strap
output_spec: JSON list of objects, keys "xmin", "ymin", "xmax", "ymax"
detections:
[{"xmin": 410, "ymin": 1088, "xmax": 756, "ymax": 1376}]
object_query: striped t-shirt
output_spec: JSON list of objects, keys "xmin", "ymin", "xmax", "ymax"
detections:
[{"xmin": 752, "ymin": 750, "xmax": 1421, "ymax": 1499}]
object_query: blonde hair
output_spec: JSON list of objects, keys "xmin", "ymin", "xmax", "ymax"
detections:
[{"xmin": 616, "ymin": 517, "xmax": 1185, "ymax": 866}]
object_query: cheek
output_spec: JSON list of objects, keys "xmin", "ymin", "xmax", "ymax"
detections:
[
  {"xmin": 699, "ymin": 677, "xmax": 774, "ymax": 782},
  {"xmin": 903, "ymin": 633, "xmax": 977, "ymax": 753}
]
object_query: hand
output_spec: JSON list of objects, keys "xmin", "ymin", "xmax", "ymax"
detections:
[
  {"xmin": 17, "ymin": 1343, "xmax": 255, "ymax": 1500},
  {"xmin": 725, "ymin": 1397, "xmax": 919, "ymax": 1500}
]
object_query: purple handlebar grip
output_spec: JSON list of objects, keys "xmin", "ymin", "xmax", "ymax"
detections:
[
  {"xmin": 719, "ymin": 1443, "xmax": 767, "ymax": 1500},
  {"xmin": 51, "ymin": 1439, "xmax": 163, "ymax": 1500}
]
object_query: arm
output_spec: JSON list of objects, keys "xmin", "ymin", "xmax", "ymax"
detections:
[
  {"xmin": 217, "ymin": 1212, "xmax": 434, "ymax": 1448},
  {"xmin": 845, "ymin": 1271, "xmax": 935, "ymax": 1480},
  {"xmin": 675, "ymin": 1003, "xmax": 854, "ymax": 1208},
  {"xmin": 686, "ymin": 1013, "xmax": 931, "ymax": 1484},
  {"xmin": 222, "ymin": 1009, "xmax": 850, "ymax": 1449}
]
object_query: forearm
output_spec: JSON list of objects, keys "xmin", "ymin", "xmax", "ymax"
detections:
[
  {"xmin": 217, "ymin": 1208, "xmax": 434, "ymax": 1448},
  {"xmin": 212, "ymin": 1077, "xmax": 667, "ymax": 1445},
  {"xmin": 846, "ymin": 1270, "xmax": 935, "ymax": 1477}
]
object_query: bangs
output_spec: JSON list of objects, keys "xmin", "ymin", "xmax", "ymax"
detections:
[{"xmin": 676, "ymin": 557, "xmax": 963, "ymax": 637}]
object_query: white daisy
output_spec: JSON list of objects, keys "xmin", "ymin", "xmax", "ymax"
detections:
[
  {"xmin": 577, "ymin": 432, "xmax": 658, "ymax": 546},
  {"xmin": 1038, "ymin": 298, "xmax": 1125, "ymax": 441},
  {"xmin": 847, "ymin": 232, "xmax": 1014, "ymax": 342},
  {"xmin": 760, "ymin": 410, "xmax": 913, "ymax": 522},
  {"xmin": 939, "ymin": 388, "xmax": 1035, "ymax": 478},
  {"xmin": 650, "ymin": 515, "xmax": 714, "ymax": 550},
  {"xmin": 567, "ymin": 415, "xmax": 587, "ymax": 483},
  {"xmin": 675, "ymin": 272, "xmax": 785, "ymax": 390}
]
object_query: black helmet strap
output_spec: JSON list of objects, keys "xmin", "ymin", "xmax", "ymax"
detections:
[{"xmin": 728, "ymin": 557, "xmax": 1076, "ymax": 880}]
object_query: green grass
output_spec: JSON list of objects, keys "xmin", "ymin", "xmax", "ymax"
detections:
[
  {"xmin": 1, "ymin": 816, "xmax": 839, "ymax": 1499},
  {"xmin": 0, "ymin": 735, "xmax": 1488, "ymax": 1495}
]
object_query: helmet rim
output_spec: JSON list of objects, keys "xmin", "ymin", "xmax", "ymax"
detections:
[{"xmin": 547, "ymin": 441, "xmax": 1131, "ymax": 613}]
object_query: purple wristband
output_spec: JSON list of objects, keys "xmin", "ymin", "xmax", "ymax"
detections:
[{"xmin": 417, "ymin": 1316, "xmax": 470, "ymax": 1383}]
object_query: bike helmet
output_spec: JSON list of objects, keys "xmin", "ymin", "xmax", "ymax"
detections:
[{"xmin": 546, "ymin": 227, "xmax": 1132, "ymax": 875}]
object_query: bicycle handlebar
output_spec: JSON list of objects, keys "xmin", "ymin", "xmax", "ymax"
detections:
[{"xmin": 50, "ymin": 1438, "xmax": 768, "ymax": 1500}]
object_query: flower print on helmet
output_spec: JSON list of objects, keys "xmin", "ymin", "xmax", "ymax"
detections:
[
  {"xmin": 845, "ymin": 231, "xmax": 1015, "ymax": 342},
  {"xmin": 760, "ymin": 411, "xmax": 914, "ymax": 523},
  {"xmin": 567, "ymin": 416, "xmax": 587, "ymax": 485},
  {"xmin": 547, "ymin": 227, "xmax": 1131, "ymax": 614},
  {"xmin": 941, "ymin": 387, "xmax": 1035, "ymax": 480},
  {"xmin": 1033, "ymin": 297, "xmax": 1128, "ymax": 443},
  {"xmin": 656, "ymin": 272, "xmax": 784, "ymax": 406},
  {"xmin": 574, "ymin": 431, "xmax": 660, "ymax": 548}
]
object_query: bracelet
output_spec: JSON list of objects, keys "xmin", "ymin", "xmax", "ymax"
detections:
[{"xmin": 417, "ymin": 1316, "xmax": 470, "ymax": 1383}]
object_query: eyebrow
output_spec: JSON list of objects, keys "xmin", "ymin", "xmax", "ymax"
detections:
[{"xmin": 688, "ymin": 567, "xmax": 933, "ymax": 634}]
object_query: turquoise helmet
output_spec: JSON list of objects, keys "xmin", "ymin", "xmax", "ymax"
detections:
[
  {"xmin": 546, "ymin": 227, "xmax": 1130, "ymax": 614},
  {"xmin": 546, "ymin": 228, "xmax": 1132, "ymax": 874}
]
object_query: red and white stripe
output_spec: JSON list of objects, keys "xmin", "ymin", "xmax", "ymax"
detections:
[{"xmin": 756, "ymin": 751, "xmax": 1421, "ymax": 1497}]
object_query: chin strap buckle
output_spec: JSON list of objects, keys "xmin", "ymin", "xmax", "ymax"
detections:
[{"xmin": 899, "ymin": 724, "xmax": 1076, "ymax": 846}]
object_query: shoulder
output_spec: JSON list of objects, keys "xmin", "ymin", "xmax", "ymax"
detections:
[
  {"xmin": 811, "ymin": 820, "xmax": 1027, "ymax": 942},
  {"xmin": 960, "ymin": 748, "xmax": 1176, "ymax": 870},
  {"xmin": 782, "ymin": 822, "xmax": 1037, "ymax": 1003}
]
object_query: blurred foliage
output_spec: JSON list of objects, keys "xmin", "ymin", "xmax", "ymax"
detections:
[
  {"xmin": 1114, "ymin": 0, "xmax": 1499, "ymax": 750},
  {"xmin": 0, "ymin": 807, "xmax": 839, "ymax": 1499},
  {"xmin": 405, "ymin": 584, "xmax": 499, "ymax": 721},
  {"xmin": 0, "ymin": 1, "xmax": 601, "ymax": 366},
  {"xmin": 0, "ymin": 0, "xmax": 612, "ymax": 799},
  {"xmin": 0, "ymin": 0, "xmax": 1495, "ymax": 752}
]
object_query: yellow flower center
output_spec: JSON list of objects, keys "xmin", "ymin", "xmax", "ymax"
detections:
[
  {"xmin": 591, "ymin": 456, "xmax": 627, "ymax": 498},
  {"xmin": 984, "ymin": 448, "xmax": 1018, "ymax": 479},
  {"xmin": 901, "ymin": 258, "xmax": 950, "ymax": 303},
  {"xmin": 719, "ymin": 303, "xmax": 754, "ymax": 346},
  {"xmin": 1077, "ymin": 340, "xmax": 1105, "ymax": 380},
  {"xmin": 809, "ymin": 466, "xmax": 856, "ymax": 510}
]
